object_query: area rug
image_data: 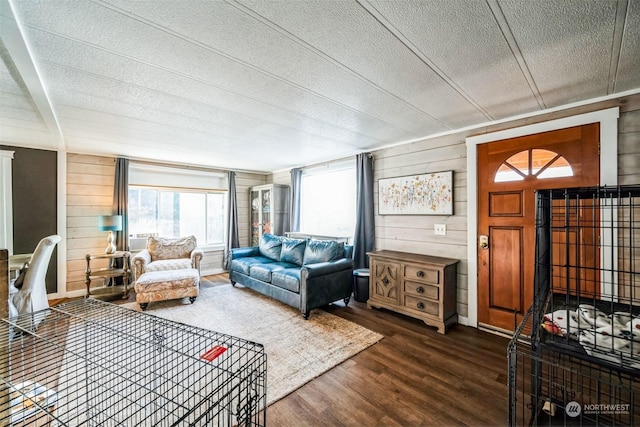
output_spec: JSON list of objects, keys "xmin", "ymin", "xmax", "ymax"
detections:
[{"xmin": 122, "ymin": 280, "xmax": 383, "ymax": 405}]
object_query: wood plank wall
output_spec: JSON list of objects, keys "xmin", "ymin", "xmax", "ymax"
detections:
[
  {"xmin": 66, "ymin": 153, "xmax": 117, "ymax": 293},
  {"xmin": 619, "ymin": 103, "xmax": 640, "ymax": 185},
  {"xmin": 65, "ymin": 153, "xmax": 267, "ymax": 293},
  {"xmin": 372, "ymin": 136, "xmax": 469, "ymax": 315},
  {"xmin": 271, "ymin": 94, "xmax": 640, "ymax": 320},
  {"xmin": 617, "ymin": 99, "xmax": 640, "ymax": 302}
]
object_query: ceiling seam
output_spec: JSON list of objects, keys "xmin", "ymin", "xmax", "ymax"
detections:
[
  {"xmin": 485, "ymin": 0, "xmax": 546, "ymax": 110},
  {"xmin": 48, "ymin": 90, "xmax": 366, "ymax": 152},
  {"xmin": 607, "ymin": 0, "xmax": 628, "ymax": 94},
  {"xmin": 28, "ymin": 29, "xmax": 398, "ymax": 148},
  {"xmin": 226, "ymin": 0, "xmax": 451, "ymax": 130},
  {"xmin": 40, "ymin": 61, "xmax": 379, "ymax": 149},
  {"xmin": 58, "ymin": 103, "xmax": 274, "ymax": 149},
  {"xmin": 91, "ymin": 0, "xmax": 421, "ymax": 139},
  {"xmin": 57, "ymin": 103, "xmax": 355, "ymax": 154},
  {"xmin": 357, "ymin": 0, "xmax": 494, "ymax": 121}
]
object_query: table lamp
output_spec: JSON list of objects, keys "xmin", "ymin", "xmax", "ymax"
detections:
[{"xmin": 98, "ymin": 214, "xmax": 122, "ymax": 254}]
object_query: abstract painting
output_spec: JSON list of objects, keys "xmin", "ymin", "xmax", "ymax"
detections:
[{"xmin": 378, "ymin": 171, "xmax": 453, "ymax": 215}]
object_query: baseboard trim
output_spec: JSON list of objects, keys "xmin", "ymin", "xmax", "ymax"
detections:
[
  {"xmin": 56, "ymin": 289, "xmax": 86, "ymax": 299},
  {"xmin": 478, "ymin": 322, "xmax": 514, "ymax": 339},
  {"xmin": 457, "ymin": 315, "xmax": 470, "ymax": 326}
]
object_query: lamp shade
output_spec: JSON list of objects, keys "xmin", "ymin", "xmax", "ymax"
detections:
[{"xmin": 98, "ymin": 215, "xmax": 123, "ymax": 232}]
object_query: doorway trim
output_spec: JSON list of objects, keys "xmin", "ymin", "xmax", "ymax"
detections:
[{"xmin": 465, "ymin": 107, "xmax": 619, "ymax": 328}]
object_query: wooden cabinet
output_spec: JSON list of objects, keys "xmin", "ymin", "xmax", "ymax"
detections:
[
  {"xmin": 250, "ymin": 184, "xmax": 290, "ymax": 246},
  {"xmin": 367, "ymin": 250, "xmax": 458, "ymax": 334}
]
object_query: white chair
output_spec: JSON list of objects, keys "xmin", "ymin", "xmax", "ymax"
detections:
[{"xmin": 9, "ymin": 235, "xmax": 61, "ymax": 329}]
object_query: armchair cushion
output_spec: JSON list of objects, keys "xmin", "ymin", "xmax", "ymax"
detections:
[
  {"xmin": 144, "ymin": 258, "xmax": 192, "ymax": 273},
  {"xmin": 132, "ymin": 235, "xmax": 202, "ymax": 279},
  {"xmin": 148, "ymin": 235, "xmax": 197, "ymax": 261}
]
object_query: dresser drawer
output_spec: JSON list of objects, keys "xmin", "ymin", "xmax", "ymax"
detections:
[
  {"xmin": 404, "ymin": 295, "xmax": 439, "ymax": 317},
  {"xmin": 368, "ymin": 250, "xmax": 458, "ymax": 334},
  {"xmin": 405, "ymin": 280, "xmax": 439, "ymax": 300},
  {"xmin": 404, "ymin": 265, "xmax": 439, "ymax": 284}
]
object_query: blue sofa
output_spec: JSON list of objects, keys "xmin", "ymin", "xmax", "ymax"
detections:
[{"xmin": 229, "ymin": 234, "xmax": 354, "ymax": 319}]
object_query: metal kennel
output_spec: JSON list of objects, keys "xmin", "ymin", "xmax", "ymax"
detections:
[
  {"xmin": 0, "ymin": 298, "xmax": 267, "ymax": 426},
  {"xmin": 509, "ymin": 186, "xmax": 640, "ymax": 426}
]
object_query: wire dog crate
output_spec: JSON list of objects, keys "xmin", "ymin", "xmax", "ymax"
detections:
[
  {"xmin": 509, "ymin": 186, "xmax": 640, "ymax": 426},
  {"xmin": 0, "ymin": 298, "xmax": 267, "ymax": 426},
  {"xmin": 509, "ymin": 306, "xmax": 639, "ymax": 426}
]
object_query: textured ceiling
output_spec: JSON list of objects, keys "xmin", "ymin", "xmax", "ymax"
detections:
[{"xmin": 1, "ymin": 0, "xmax": 639, "ymax": 172}]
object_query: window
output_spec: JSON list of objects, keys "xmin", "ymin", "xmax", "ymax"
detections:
[
  {"xmin": 128, "ymin": 186, "xmax": 226, "ymax": 247},
  {"xmin": 300, "ymin": 163, "xmax": 356, "ymax": 238},
  {"xmin": 495, "ymin": 149, "xmax": 573, "ymax": 182}
]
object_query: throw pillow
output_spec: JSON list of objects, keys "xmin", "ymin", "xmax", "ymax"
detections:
[
  {"xmin": 259, "ymin": 233, "xmax": 283, "ymax": 261},
  {"xmin": 148, "ymin": 235, "xmax": 197, "ymax": 261},
  {"xmin": 302, "ymin": 239, "xmax": 344, "ymax": 265},
  {"xmin": 280, "ymin": 238, "xmax": 307, "ymax": 266}
]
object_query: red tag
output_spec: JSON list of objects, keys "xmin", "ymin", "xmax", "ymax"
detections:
[{"xmin": 200, "ymin": 345, "xmax": 227, "ymax": 361}]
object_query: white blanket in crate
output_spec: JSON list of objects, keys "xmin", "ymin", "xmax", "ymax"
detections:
[{"xmin": 543, "ymin": 306, "xmax": 640, "ymax": 369}]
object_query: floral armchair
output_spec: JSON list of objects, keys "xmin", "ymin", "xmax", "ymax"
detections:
[{"xmin": 131, "ymin": 235, "xmax": 203, "ymax": 280}]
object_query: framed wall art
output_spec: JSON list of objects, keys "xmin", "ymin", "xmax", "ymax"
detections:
[{"xmin": 378, "ymin": 171, "xmax": 453, "ymax": 215}]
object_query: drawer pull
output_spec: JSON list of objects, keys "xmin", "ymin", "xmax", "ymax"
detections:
[
  {"xmin": 382, "ymin": 278, "xmax": 389, "ymax": 285},
  {"xmin": 416, "ymin": 286, "xmax": 425, "ymax": 294},
  {"xmin": 417, "ymin": 302, "xmax": 425, "ymax": 310},
  {"xmin": 416, "ymin": 270, "xmax": 425, "ymax": 278}
]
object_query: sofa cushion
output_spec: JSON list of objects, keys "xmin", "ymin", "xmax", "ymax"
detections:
[
  {"xmin": 250, "ymin": 262, "xmax": 297, "ymax": 283},
  {"xmin": 271, "ymin": 268, "xmax": 301, "ymax": 293},
  {"xmin": 303, "ymin": 239, "xmax": 345, "ymax": 264},
  {"xmin": 259, "ymin": 234, "xmax": 283, "ymax": 261},
  {"xmin": 230, "ymin": 256, "xmax": 275, "ymax": 275},
  {"xmin": 148, "ymin": 235, "xmax": 197, "ymax": 261},
  {"xmin": 280, "ymin": 238, "xmax": 306, "ymax": 266}
]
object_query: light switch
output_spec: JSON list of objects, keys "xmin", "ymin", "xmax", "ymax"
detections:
[{"xmin": 434, "ymin": 224, "xmax": 447, "ymax": 236}]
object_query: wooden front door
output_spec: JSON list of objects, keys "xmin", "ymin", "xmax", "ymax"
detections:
[{"xmin": 477, "ymin": 123, "xmax": 600, "ymax": 332}]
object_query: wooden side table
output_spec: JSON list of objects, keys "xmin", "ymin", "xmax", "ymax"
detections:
[{"xmin": 85, "ymin": 251, "xmax": 130, "ymax": 300}]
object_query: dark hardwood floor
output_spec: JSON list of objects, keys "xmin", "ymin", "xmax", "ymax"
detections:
[
  {"xmin": 269, "ymin": 295, "xmax": 510, "ymax": 426},
  {"xmin": 53, "ymin": 274, "xmax": 510, "ymax": 426}
]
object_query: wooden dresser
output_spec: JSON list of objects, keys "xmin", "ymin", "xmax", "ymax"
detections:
[{"xmin": 367, "ymin": 250, "xmax": 459, "ymax": 334}]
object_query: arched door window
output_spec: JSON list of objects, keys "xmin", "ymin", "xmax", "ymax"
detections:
[{"xmin": 495, "ymin": 149, "xmax": 573, "ymax": 182}]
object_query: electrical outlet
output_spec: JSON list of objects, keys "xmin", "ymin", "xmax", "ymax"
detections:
[{"xmin": 434, "ymin": 224, "xmax": 447, "ymax": 236}]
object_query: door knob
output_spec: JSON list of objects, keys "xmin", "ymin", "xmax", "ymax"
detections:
[{"xmin": 479, "ymin": 235, "xmax": 489, "ymax": 249}]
